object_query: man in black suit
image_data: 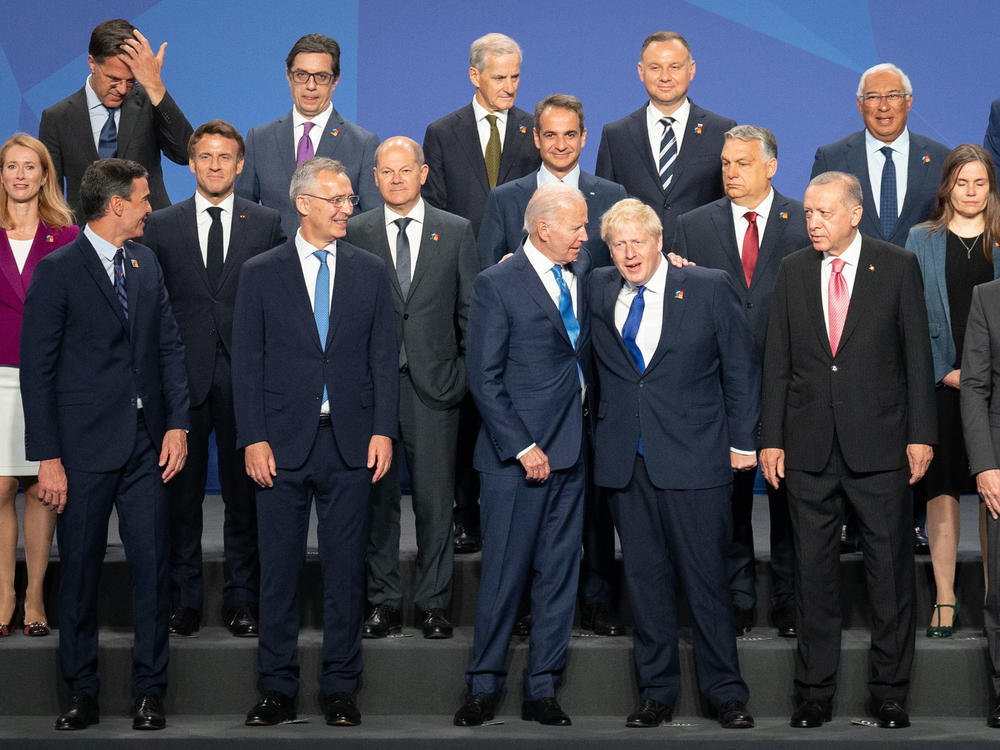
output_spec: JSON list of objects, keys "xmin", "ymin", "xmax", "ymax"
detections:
[
  {"xmin": 20, "ymin": 159, "xmax": 190, "ymax": 731},
  {"xmin": 141, "ymin": 120, "xmax": 285, "ymax": 640},
  {"xmin": 39, "ymin": 18, "xmax": 193, "ymax": 218},
  {"xmin": 673, "ymin": 125, "xmax": 809, "ymax": 638},
  {"xmin": 346, "ymin": 137, "xmax": 478, "ymax": 640},
  {"xmin": 761, "ymin": 172, "xmax": 936, "ymax": 729},
  {"xmin": 595, "ymin": 31, "xmax": 735, "ymax": 249}
]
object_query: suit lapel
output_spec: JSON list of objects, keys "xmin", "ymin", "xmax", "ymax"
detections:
[
  {"xmin": 363, "ymin": 213, "xmax": 402, "ymax": 301},
  {"xmin": 836, "ymin": 241, "xmax": 877, "ymax": 353},
  {"xmin": 219, "ymin": 200, "xmax": 251, "ymax": 291},
  {"xmin": 498, "ymin": 109, "xmax": 532, "ymax": 183},
  {"xmin": 752, "ymin": 194, "xmax": 791, "ymax": 292},
  {"xmin": 646, "ymin": 266, "xmax": 688, "ymax": 372},
  {"xmin": 123, "ymin": 241, "xmax": 143, "ymax": 340},
  {"xmin": 69, "ymin": 88, "xmax": 99, "ymax": 162},
  {"xmin": 709, "ymin": 201, "xmax": 744, "ymax": 287},
  {"xmin": 116, "ymin": 92, "xmax": 143, "ymax": 157},
  {"xmin": 600, "ymin": 272, "xmax": 638, "ymax": 372},
  {"xmin": 898, "ymin": 135, "xmax": 935, "ymax": 229},
  {"xmin": 803, "ymin": 251, "xmax": 830, "ymax": 354},
  {"xmin": 456, "ymin": 106, "xmax": 490, "ymax": 193},
  {"xmin": 626, "ymin": 107, "xmax": 662, "ymax": 193},
  {"xmin": 513, "ymin": 250, "xmax": 572, "ymax": 347},
  {"xmin": 316, "ymin": 107, "xmax": 348, "ymax": 161},
  {"xmin": 272, "ymin": 113, "xmax": 298, "ymax": 191},
  {"xmin": 178, "ymin": 199, "xmax": 211, "ymax": 292},
  {"xmin": 846, "ymin": 134, "xmax": 879, "ymax": 236},
  {"xmin": 408, "ymin": 214, "xmax": 440, "ymax": 299},
  {"xmin": 77, "ymin": 235, "xmax": 128, "ymax": 331},
  {"xmin": 0, "ymin": 231, "xmax": 23, "ymax": 302},
  {"xmin": 328, "ymin": 242, "xmax": 356, "ymax": 349},
  {"xmin": 275, "ymin": 241, "xmax": 322, "ymax": 350}
]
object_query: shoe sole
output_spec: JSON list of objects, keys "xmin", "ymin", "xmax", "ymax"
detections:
[
  {"xmin": 326, "ymin": 717, "xmax": 361, "ymax": 726},
  {"xmin": 245, "ymin": 716, "xmax": 297, "ymax": 726}
]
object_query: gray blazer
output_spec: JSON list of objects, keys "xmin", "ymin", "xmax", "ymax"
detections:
[{"xmin": 962, "ymin": 278, "xmax": 1000, "ymax": 475}]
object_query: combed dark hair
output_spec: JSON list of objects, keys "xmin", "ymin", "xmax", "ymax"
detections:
[
  {"xmin": 923, "ymin": 143, "xmax": 1000, "ymax": 262},
  {"xmin": 80, "ymin": 158, "xmax": 148, "ymax": 223},
  {"xmin": 188, "ymin": 120, "xmax": 245, "ymax": 160},
  {"xmin": 640, "ymin": 31, "xmax": 690, "ymax": 57},
  {"xmin": 89, "ymin": 19, "xmax": 136, "ymax": 61},
  {"xmin": 534, "ymin": 94, "xmax": 585, "ymax": 131},
  {"xmin": 285, "ymin": 34, "xmax": 340, "ymax": 79}
]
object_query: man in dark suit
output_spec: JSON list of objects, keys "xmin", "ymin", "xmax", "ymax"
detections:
[
  {"xmin": 761, "ymin": 172, "xmax": 937, "ymax": 729},
  {"xmin": 20, "ymin": 158, "xmax": 190, "ymax": 731},
  {"xmin": 453, "ymin": 183, "xmax": 591, "ymax": 727},
  {"xmin": 39, "ymin": 19, "xmax": 193, "ymax": 218},
  {"xmin": 345, "ymin": 136, "xmax": 477, "ymax": 640},
  {"xmin": 673, "ymin": 125, "xmax": 809, "ymax": 638},
  {"xmin": 233, "ymin": 157, "xmax": 397, "ymax": 728},
  {"xmin": 141, "ymin": 120, "xmax": 284, "ymax": 640},
  {"xmin": 984, "ymin": 98, "xmax": 1000, "ymax": 180},
  {"xmin": 236, "ymin": 34, "xmax": 379, "ymax": 237},
  {"xmin": 592, "ymin": 197, "xmax": 758, "ymax": 729},
  {"xmin": 595, "ymin": 31, "xmax": 735, "ymax": 249}
]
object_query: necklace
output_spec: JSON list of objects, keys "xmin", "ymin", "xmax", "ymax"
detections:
[{"xmin": 956, "ymin": 232, "xmax": 983, "ymax": 259}]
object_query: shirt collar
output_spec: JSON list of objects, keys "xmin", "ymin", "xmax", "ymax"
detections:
[
  {"xmin": 623, "ymin": 252, "xmax": 668, "ymax": 295},
  {"xmin": 292, "ymin": 103, "xmax": 334, "ymax": 133},
  {"xmin": 537, "ymin": 164, "xmax": 581, "ymax": 189},
  {"xmin": 729, "ymin": 187, "xmax": 775, "ymax": 224},
  {"xmin": 295, "ymin": 228, "xmax": 337, "ymax": 260},
  {"xmin": 523, "ymin": 236, "xmax": 571, "ymax": 278},
  {"xmin": 472, "ymin": 96, "xmax": 508, "ymax": 126},
  {"xmin": 84, "ymin": 223, "xmax": 119, "ymax": 263},
  {"xmin": 194, "ymin": 191, "xmax": 235, "ymax": 216},
  {"xmin": 85, "ymin": 76, "xmax": 113, "ymax": 113},
  {"xmin": 646, "ymin": 97, "xmax": 691, "ymax": 133},
  {"xmin": 384, "ymin": 197, "xmax": 425, "ymax": 228},
  {"xmin": 865, "ymin": 126, "xmax": 909, "ymax": 155},
  {"xmin": 824, "ymin": 229, "xmax": 863, "ymax": 267}
]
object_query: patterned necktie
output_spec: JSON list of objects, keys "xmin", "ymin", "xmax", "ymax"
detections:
[
  {"xmin": 621, "ymin": 285, "xmax": 646, "ymax": 454},
  {"xmin": 879, "ymin": 145, "xmax": 897, "ymax": 240},
  {"xmin": 658, "ymin": 117, "xmax": 677, "ymax": 192},
  {"xmin": 113, "ymin": 247, "xmax": 128, "ymax": 319},
  {"xmin": 828, "ymin": 257, "xmax": 849, "ymax": 355},
  {"xmin": 98, "ymin": 106, "xmax": 117, "ymax": 159},
  {"xmin": 550, "ymin": 265, "xmax": 580, "ymax": 348},
  {"xmin": 741, "ymin": 211, "xmax": 759, "ymax": 287},
  {"xmin": 206, "ymin": 206, "xmax": 224, "ymax": 291},
  {"xmin": 484, "ymin": 114, "xmax": 501, "ymax": 188},
  {"xmin": 297, "ymin": 121, "xmax": 315, "ymax": 167},
  {"xmin": 394, "ymin": 217, "xmax": 412, "ymax": 298},
  {"xmin": 313, "ymin": 250, "xmax": 330, "ymax": 404}
]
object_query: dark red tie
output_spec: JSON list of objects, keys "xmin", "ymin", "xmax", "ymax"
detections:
[{"xmin": 741, "ymin": 211, "xmax": 758, "ymax": 286}]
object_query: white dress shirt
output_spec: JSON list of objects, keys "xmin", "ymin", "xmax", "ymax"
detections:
[
  {"xmin": 536, "ymin": 163, "xmax": 581, "ymax": 189},
  {"xmin": 729, "ymin": 188, "xmax": 774, "ymax": 258},
  {"xmin": 195, "ymin": 192, "xmax": 235, "ymax": 265},
  {"xmin": 292, "ymin": 104, "xmax": 334, "ymax": 160},
  {"xmin": 85, "ymin": 77, "xmax": 120, "ymax": 153},
  {"xmin": 865, "ymin": 128, "xmax": 909, "ymax": 216},
  {"xmin": 614, "ymin": 256, "xmax": 666, "ymax": 365},
  {"xmin": 472, "ymin": 97, "xmax": 507, "ymax": 154},
  {"xmin": 820, "ymin": 230, "xmax": 863, "ymax": 333},
  {"xmin": 9, "ymin": 238, "xmax": 31, "ymax": 274},
  {"xmin": 295, "ymin": 229, "xmax": 337, "ymax": 413},
  {"xmin": 384, "ymin": 198, "xmax": 425, "ymax": 279},
  {"xmin": 646, "ymin": 98, "xmax": 691, "ymax": 168}
]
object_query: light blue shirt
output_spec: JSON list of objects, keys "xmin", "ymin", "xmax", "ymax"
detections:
[
  {"xmin": 84, "ymin": 224, "xmax": 123, "ymax": 286},
  {"xmin": 536, "ymin": 163, "xmax": 581, "ymax": 189},
  {"xmin": 865, "ymin": 128, "xmax": 909, "ymax": 216},
  {"xmin": 85, "ymin": 76, "xmax": 120, "ymax": 154}
]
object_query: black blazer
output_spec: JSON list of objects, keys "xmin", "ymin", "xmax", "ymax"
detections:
[
  {"xmin": 761, "ymin": 235, "xmax": 937, "ymax": 473},
  {"xmin": 422, "ymin": 103, "xmax": 540, "ymax": 235},
  {"xmin": 142, "ymin": 195, "xmax": 285, "ymax": 406}
]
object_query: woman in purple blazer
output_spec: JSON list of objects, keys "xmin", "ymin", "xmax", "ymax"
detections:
[{"xmin": 0, "ymin": 134, "xmax": 77, "ymax": 637}]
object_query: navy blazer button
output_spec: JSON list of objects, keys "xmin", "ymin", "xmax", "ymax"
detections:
[
  {"xmin": 403, "ymin": 313, "xmax": 409, "ymax": 320},
  {"xmin": 209, "ymin": 329, "xmax": 216, "ymax": 336},
  {"xmin": 745, "ymin": 302, "xmax": 753, "ymax": 309}
]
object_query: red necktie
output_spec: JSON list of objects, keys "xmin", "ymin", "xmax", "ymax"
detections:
[
  {"xmin": 828, "ymin": 257, "xmax": 848, "ymax": 355},
  {"xmin": 741, "ymin": 211, "xmax": 758, "ymax": 286}
]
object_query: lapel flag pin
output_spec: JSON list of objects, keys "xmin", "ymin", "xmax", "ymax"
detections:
[
  {"xmin": 922, "ymin": 154, "xmax": 931, "ymax": 163},
  {"xmin": 331, "ymin": 128, "xmax": 340, "ymax": 137},
  {"xmin": 519, "ymin": 125, "xmax": 527, "ymax": 134},
  {"xmin": 430, "ymin": 232, "xmax": 440, "ymax": 241},
  {"xmin": 694, "ymin": 123, "xmax": 703, "ymax": 134},
  {"xmin": 868, "ymin": 264, "xmax": 875, "ymax": 272},
  {"xmin": 239, "ymin": 214, "xmax": 246, "ymax": 219},
  {"xmin": 45, "ymin": 234, "xmax": 54, "ymax": 242},
  {"xmin": 779, "ymin": 211, "xmax": 788, "ymax": 220},
  {"xmin": 131, "ymin": 259, "xmax": 139, "ymax": 268},
  {"xmin": 674, "ymin": 289, "xmax": 684, "ymax": 299}
]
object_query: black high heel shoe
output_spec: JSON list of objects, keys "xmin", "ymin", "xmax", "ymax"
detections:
[{"xmin": 927, "ymin": 602, "xmax": 959, "ymax": 638}]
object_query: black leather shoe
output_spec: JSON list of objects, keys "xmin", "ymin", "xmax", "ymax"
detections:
[
  {"xmin": 168, "ymin": 606, "xmax": 200, "ymax": 637},
  {"xmin": 772, "ymin": 605, "xmax": 797, "ymax": 638},
  {"xmin": 225, "ymin": 605, "xmax": 259, "ymax": 637},
  {"xmin": 522, "ymin": 697, "xmax": 571, "ymax": 726},
  {"xmin": 873, "ymin": 700, "xmax": 909, "ymax": 729},
  {"xmin": 55, "ymin": 693, "xmax": 99, "ymax": 730},
  {"xmin": 512, "ymin": 613, "xmax": 531, "ymax": 637},
  {"xmin": 321, "ymin": 692, "xmax": 361, "ymax": 726},
  {"xmin": 420, "ymin": 608, "xmax": 453, "ymax": 639},
  {"xmin": 363, "ymin": 604, "xmax": 402, "ymax": 638},
  {"xmin": 453, "ymin": 693, "xmax": 495, "ymax": 726},
  {"xmin": 733, "ymin": 607, "xmax": 754, "ymax": 636},
  {"xmin": 580, "ymin": 602, "xmax": 625, "ymax": 636},
  {"xmin": 454, "ymin": 523, "xmax": 482, "ymax": 554},
  {"xmin": 790, "ymin": 700, "xmax": 831, "ymax": 728},
  {"xmin": 626, "ymin": 698, "xmax": 671, "ymax": 727},
  {"xmin": 988, "ymin": 701, "xmax": 1000, "ymax": 728},
  {"xmin": 718, "ymin": 699, "xmax": 754, "ymax": 729},
  {"xmin": 132, "ymin": 693, "xmax": 165, "ymax": 730},
  {"xmin": 245, "ymin": 691, "xmax": 296, "ymax": 726}
]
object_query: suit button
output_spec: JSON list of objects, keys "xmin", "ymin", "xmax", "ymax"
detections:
[
  {"xmin": 324, "ymin": 357, "xmax": 329, "ymax": 364},
  {"xmin": 745, "ymin": 302, "xmax": 753, "ymax": 309},
  {"xmin": 639, "ymin": 383, "xmax": 644, "ymax": 388},
  {"xmin": 209, "ymin": 328, "xmax": 216, "ymax": 336},
  {"xmin": 403, "ymin": 313, "xmax": 409, "ymax": 320},
  {"xmin": 831, "ymin": 365, "xmax": 838, "ymax": 372},
  {"xmin": 663, "ymin": 202, "xmax": 670, "ymax": 210}
]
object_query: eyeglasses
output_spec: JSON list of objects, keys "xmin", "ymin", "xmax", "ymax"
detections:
[
  {"xmin": 94, "ymin": 63, "xmax": 135, "ymax": 88},
  {"xmin": 860, "ymin": 93, "xmax": 909, "ymax": 106},
  {"xmin": 302, "ymin": 193, "xmax": 359, "ymax": 208},
  {"xmin": 289, "ymin": 69, "xmax": 336, "ymax": 86}
]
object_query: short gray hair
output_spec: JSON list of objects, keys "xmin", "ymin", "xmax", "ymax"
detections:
[
  {"xmin": 856, "ymin": 63, "xmax": 912, "ymax": 98},
  {"xmin": 724, "ymin": 124, "xmax": 777, "ymax": 162},
  {"xmin": 470, "ymin": 33, "xmax": 521, "ymax": 72},
  {"xmin": 375, "ymin": 136, "xmax": 424, "ymax": 167},
  {"xmin": 289, "ymin": 157, "xmax": 346, "ymax": 202},
  {"xmin": 524, "ymin": 182, "xmax": 585, "ymax": 235},
  {"xmin": 808, "ymin": 171, "xmax": 863, "ymax": 208}
]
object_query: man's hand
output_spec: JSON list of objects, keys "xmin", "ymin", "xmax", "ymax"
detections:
[
  {"xmin": 731, "ymin": 451, "xmax": 757, "ymax": 472},
  {"xmin": 760, "ymin": 448, "xmax": 785, "ymax": 489},
  {"xmin": 666, "ymin": 252, "xmax": 695, "ymax": 268},
  {"xmin": 906, "ymin": 443, "xmax": 933, "ymax": 485},
  {"xmin": 978, "ymin": 469, "xmax": 1000, "ymax": 519},
  {"xmin": 519, "ymin": 445, "xmax": 550, "ymax": 482},
  {"xmin": 37, "ymin": 458, "xmax": 68, "ymax": 514},
  {"xmin": 245, "ymin": 441, "xmax": 277, "ymax": 488},
  {"xmin": 942, "ymin": 369, "xmax": 961, "ymax": 389},
  {"xmin": 119, "ymin": 29, "xmax": 167, "ymax": 104},
  {"xmin": 368, "ymin": 435, "xmax": 393, "ymax": 483},
  {"xmin": 159, "ymin": 428, "xmax": 188, "ymax": 482}
]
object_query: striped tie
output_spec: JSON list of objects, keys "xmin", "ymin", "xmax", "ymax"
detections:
[
  {"xmin": 113, "ymin": 247, "xmax": 128, "ymax": 319},
  {"xmin": 658, "ymin": 117, "xmax": 677, "ymax": 192}
]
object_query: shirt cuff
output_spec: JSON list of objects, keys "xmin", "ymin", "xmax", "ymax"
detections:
[
  {"xmin": 730, "ymin": 447, "xmax": 756, "ymax": 456},
  {"xmin": 516, "ymin": 443, "xmax": 537, "ymax": 460}
]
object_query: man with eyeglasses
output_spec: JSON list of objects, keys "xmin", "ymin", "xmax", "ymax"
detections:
[
  {"xmin": 237, "ymin": 34, "xmax": 380, "ymax": 238},
  {"xmin": 38, "ymin": 18, "xmax": 193, "ymax": 220},
  {"xmin": 233, "ymin": 157, "xmax": 397, "ymax": 728}
]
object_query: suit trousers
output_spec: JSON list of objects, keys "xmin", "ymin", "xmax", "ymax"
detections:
[
  {"xmin": 367, "ymin": 370, "xmax": 457, "ymax": 611},
  {"xmin": 57, "ymin": 412, "xmax": 170, "ymax": 697},
  {"xmin": 453, "ymin": 393, "xmax": 481, "ymax": 531},
  {"xmin": 608, "ymin": 455, "xmax": 748, "ymax": 708},
  {"xmin": 985, "ymin": 512, "xmax": 1000, "ymax": 697},
  {"xmin": 256, "ymin": 421, "xmax": 370, "ymax": 697},
  {"xmin": 466, "ymin": 457, "xmax": 585, "ymax": 699},
  {"xmin": 785, "ymin": 435, "xmax": 914, "ymax": 705},
  {"xmin": 168, "ymin": 348, "xmax": 258, "ymax": 612}
]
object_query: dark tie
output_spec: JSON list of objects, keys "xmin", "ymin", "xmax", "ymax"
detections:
[
  {"xmin": 621, "ymin": 285, "xmax": 646, "ymax": 453},
  {"xmin": 297, "ymin": 121, "xmax": 315, "ymax": 167},
  {"xmin": 394, "ymin": 217, "xmax": 412, "ymax": 298},
  {"xmin": 313, "ymin": 250, "xmax": 330, "ymax": 404},
  {"xmin": 98, "ymin": 106, "xmax": 117, "ymax": 159},
  {"xmin": 658, "ymin": 117, "xmax": 677, "ymax": 192},
  {"xmin": 879, "ymin": 145, "xmax": 898, "ymax": 240},
  {"xmin": 550, "ymin": 265, "xmax": 580, "ymax": 348},
  {"xmin": 741, "ymin": 211, "xmax": 759, "ymax": 287},
  {"xmin": 113, "ymin": 247, "xmax": 128, "ymax": 319},
  {"xmin": 484, "ymin": 114, "xmax": 501, "ymax": 188},
  {"xmin": 206, "ymin": 206, "xmax": 224, "ymax": 291}
]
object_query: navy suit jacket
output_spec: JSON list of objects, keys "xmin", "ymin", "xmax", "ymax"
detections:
[
  {"xmin": 39, "ymin": 84, "xmax": 192, "ymax": 217},
  {"xmin": 595, "ymin": 101, "xmax": 735, "ymax": 249},
  {"xmin": 232, "ymin": 238, "xmax": 398, "ymax": 469},
  {"xmin": 467, "ymin": 247, "xmax": 592, "ymax": 475},
  {"xmin": 142, "ymin": 195, "xmax": 285, "ymax": 406},
  {"xmin": 589, "ymin": 265, "xmax": 758, "ymax": 490},
  {"xmin": 20, "ymin": 233, "xmax": 190, "ymax": 472},
  {"xmin": 985, "ymin": 98, "xmax": 1000, "ymax": 180},
  {"xmin": 810, "ymin": 129, "xmax": 950, "ymax": 248},
  {"xmin": 236, "ymin": 108, "xmax": 380, "ymax": 237},
  {"xmin": 422, "ymin": 104, "xmax": 540, "ymax": 236},
  {"xmin": 477, "ymin": 169, "xmax": 628, "ymax": 269},
  {"xmin": 672, "ymin": 190, "xmax": 810, "ymax": 355}
]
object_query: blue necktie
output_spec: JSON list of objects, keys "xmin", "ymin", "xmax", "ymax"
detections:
[
  {"xmin": 551, "ymin": 265, "xmax": 580, "ymax": 348},
  {"xmin": 622, "ymin": 286, "xmax": 646, "ymax": 453},
  {"xmin": 113, "ymin": 247, "xmax": 128, "ymax": 320},
  {"xmin": 98, "ymin": 106, "xmax": 117, "ymax": 159},
  {"xmin": 879, "ymin": 145, "xmax": 897, "ymax": 240},
  {"xmin": 313, "ymin": 250, "xmax": 330, "ymax": 405}
]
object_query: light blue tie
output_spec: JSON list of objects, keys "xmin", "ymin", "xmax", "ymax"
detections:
[
  {"xmin": 314, "ymin": 250, "xmax": 330, "ymax": 405},
  {"xmin": 551, "ymin": 265, "xmax": 580, "ymax": 348}
]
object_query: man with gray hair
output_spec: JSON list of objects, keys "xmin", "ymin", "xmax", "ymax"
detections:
[
  {"xmin": 454, "ymin": 182, "xmax": 592, "ymax": 727},
  {"xmin": 673, "ymin": 124, "xmax": 809, "ymax": 638},
  {"xmin": 233, "ymin": 157, "xmax": 398, "ymax": 728}
]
